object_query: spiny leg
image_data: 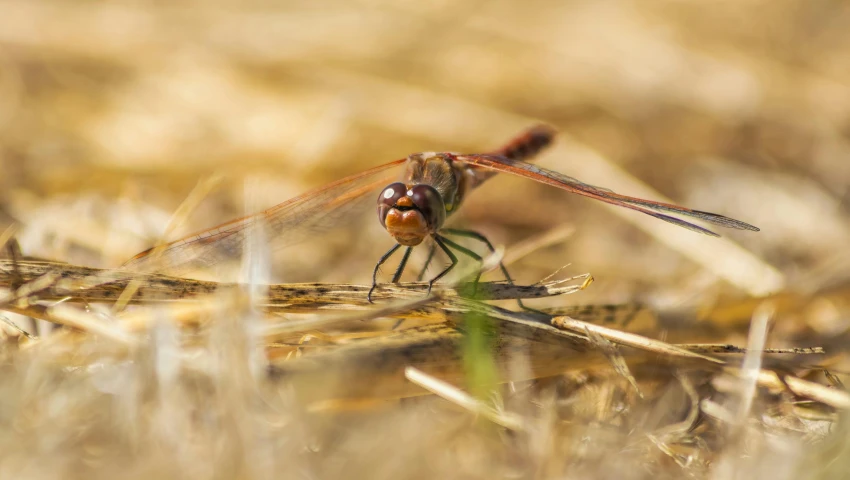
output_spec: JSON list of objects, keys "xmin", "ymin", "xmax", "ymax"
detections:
[
  {"xmin": 437, "ymin": 235, "xmax": 484, "ymax": 298},
  {"xmin": 368, "ymin": 243, "xmax": 402, "ymax": 303},
  {"xmin": 427, "ymin": 235, "xmax": 459, "ymax": 295},
  {"xmin": 392, "ymin": 246, "xmax": 413, "ymax": 283},
  {"xmin": 388, "ymin": 246, "xmax": 412, "ymax": 330},
  {"xmin": 416, "ymin": 242, "xmax": 437, "ymax": 282},
  {"xmin": 442, "ymin": 228, "xmax": 537, "ymax": 311},
  {"xmin": 394, "ymin": 242, "xmax": 436, "ymax": 330}
]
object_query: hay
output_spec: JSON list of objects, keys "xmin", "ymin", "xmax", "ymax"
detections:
[{"xmin": 1, "ymin": 0, "xmax": 849, "ymax": 478}]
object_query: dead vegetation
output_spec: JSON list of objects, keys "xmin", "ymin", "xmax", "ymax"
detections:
[{"xmin": 1, "ymin": 0, "xmax": 850, "ymax": 478}]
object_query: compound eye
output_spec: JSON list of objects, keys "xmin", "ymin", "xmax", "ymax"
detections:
[
  {"xmin": 379, "ymin": 182, "xmax": 407, "ymax": 207},
  {"xmin": 377, "ymin": 182, "xmax": 408, "ymax": 227},
  {"xmin": 409, "ymin": 184, "xmax": 446, "ymax": 230}
]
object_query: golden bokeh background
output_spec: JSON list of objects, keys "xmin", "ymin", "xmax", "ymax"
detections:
[
  {"xmin": 1, "ymin": 1, "xmax": 850, "ymax": 477},
  {"xmin": 6, "ymin": 0, "xmax": 849, "ymax": 307}
]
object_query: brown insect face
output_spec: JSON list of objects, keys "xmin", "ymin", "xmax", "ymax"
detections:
[{"xmin": 377, "ymin": 182, "xmax": 446, "ymax": 246}]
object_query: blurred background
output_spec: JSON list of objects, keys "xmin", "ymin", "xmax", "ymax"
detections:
[
  {"xmin": 3, "ymin": 0, "xmax": 850, "ymax": 307},
  {"xmin": 1, "ymin": 0, "xmax": 850, "ymax": 359},
  {"xmin": 2, "ymin": 0, "xmax": 850, "ymax": 477},
  {"xmin": 3, "ymin": 0, "xmax": 850, "ymax": 308}
]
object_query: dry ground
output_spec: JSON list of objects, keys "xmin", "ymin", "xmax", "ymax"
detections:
[{"xmin": 1, "ymin": 0, "xmax": 850, "ymax": 478}]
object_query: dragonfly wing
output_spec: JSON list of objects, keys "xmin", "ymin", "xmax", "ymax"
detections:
[
  {"xmin": 124, "ymin": 158, "xmax": 407, "ymax": 274},
  {"xmin": 456, "ymin": 153, "xmax": 759, "ymax": 236},
  {"xmin": 464, "ymin": 124, "xmax": 558, "ymax": 188}
]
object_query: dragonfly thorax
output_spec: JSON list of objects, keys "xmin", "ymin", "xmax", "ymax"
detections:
[{"xmin": 404, "ymin": 152, "xmax": 468, "ymax": 213}]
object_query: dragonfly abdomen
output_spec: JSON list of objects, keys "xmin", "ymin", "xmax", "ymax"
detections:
[{"xmin": 491, "ymin": 124, "xmax": 556, "ymax": 162}]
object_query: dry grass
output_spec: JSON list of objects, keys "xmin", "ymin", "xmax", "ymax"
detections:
[{"xmin": 1, "ymin": 0, "xmax": 850, "ymax": 478}]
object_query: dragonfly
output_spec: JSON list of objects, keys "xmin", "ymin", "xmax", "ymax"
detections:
[{"xmin": 124, "ymin": 125, "xmax": 759, "ymax": 304}]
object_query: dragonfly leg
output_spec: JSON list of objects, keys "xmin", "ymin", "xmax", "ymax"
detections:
[
  {"xmin": 368, "ymin": 243, "xmax": 402, "ymax": 303},
  {"xmin": 435, "ymin": 235, "xmax": 482, "ymax": 297},
  {"xmin": 442, "ymin": 228, "xmax": 537, "ymax": 312},
  {"xmin": 391, "ymin": 246, "xmax": 413, "ymax": 284},
  {"xmin": 427, "ymin": 235, "xmax": 459, "ymax": 296},
  {"xmin": 416, "ymin": 242, "xmax": 437, "ymax": 282}
]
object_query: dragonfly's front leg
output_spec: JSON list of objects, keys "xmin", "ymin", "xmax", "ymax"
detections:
[
  {"xmin": 368, "ymin": 244, "xmax": 402, "ymax": 303},
  {"xmin": 426, "ymin": 235, "xmax": 459, "ymax": 296},
  {"xmin": 416, "ymin": 242, "xmax": 437, "ymax": 282},
  {"xmin": 391, "ymin": 246, "xmax": 413, "ymax": 283}
]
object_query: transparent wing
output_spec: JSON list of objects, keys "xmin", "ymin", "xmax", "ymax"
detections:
[
  {"xmin": 123, "ymin": 158, "xmax": 407, "ymax": 274},
  {"xmin": 455, "ymin": 153, "xmax": 759, "ymax": 237}
]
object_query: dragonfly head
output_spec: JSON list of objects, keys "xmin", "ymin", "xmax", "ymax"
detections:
[{"xmin": 377, "ymin": 182, "xmax": 446, "ymax": 246}]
